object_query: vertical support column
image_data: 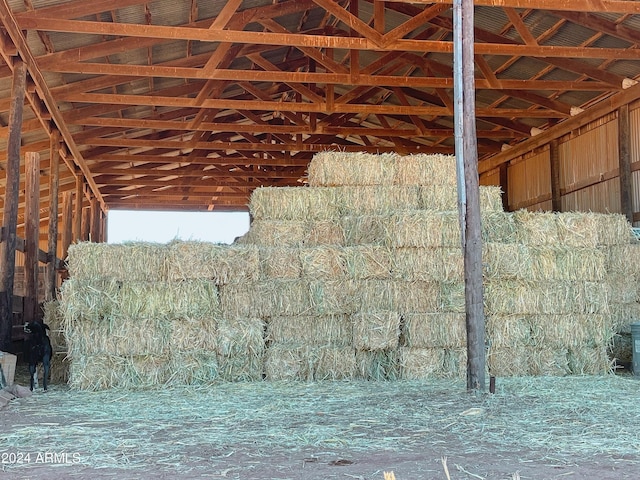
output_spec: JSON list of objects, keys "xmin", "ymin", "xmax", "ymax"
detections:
[
  {"xmin": 61, "ymin": 190, "xmax": 73, "ymax": 261},
  {"xmin": 90, "ymin": 197, "xmax": 101, "ymax": 242},
  {"xmin": 81, "ymin": 203, "xmax": 91, "ymax": 242},
  {"xmin": 550, "ymin": 140, "xmax": 562, "ymax": 212},
  {"xmin": 499, "ymin": 163, "xmax": 509, "ymax": 212},
  {"xmin": 0, "ymin": 60, "xmax": 27, "ymax": 351},
  {"xmin": 45, "ymin": 130, "xmax": 61, "ymax": 301},
  {"xmin": 24, "ymin": 152, "xmax": 41, "ymax": 325},
  {"xmin": 618, "ymin": 104, "xmax": 633, "ymax": 224},
  {"xmin": 74, "ymin": 174, "xmax": 83, "ymax": 242}
]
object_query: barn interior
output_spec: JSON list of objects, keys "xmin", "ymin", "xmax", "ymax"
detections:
[{"xmin": 1, "ymin": 0, "xmax": 640, "ymax": 378}]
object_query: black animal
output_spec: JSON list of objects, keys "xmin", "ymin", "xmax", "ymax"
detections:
[{"xmin": 24, "ymin": 322, "xmax": 52, "ymax": 391}]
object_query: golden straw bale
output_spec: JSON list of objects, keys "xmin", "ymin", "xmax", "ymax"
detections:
[
  {"xmin": 308, "ymin": 151, "xmax": 398, "ymax": 186},
  {"xmin": 354, "ymin": 280, "xmax": 441, "ymax": 313},
  {"xmin": 596, "ymin": 213, "xmax": 634, "ymax": 246},
  {"xmin": 66, "ymin": 241, "xmax": 169, "ymax": 281},
  {"xmin": 237, "ymin": 220, "xmax": 308, "ymax": 247},
  {"xmin": 69, "ymin": 354, "xmax": 172, "ymax": 390},
  {"xmin": 307, "ymin": 220, "xmax": 346, "ymax": 246},
  {"xmin": 314, "ymin": 346, "xmax": 357, "ymax": 380},
  {"xmin": 170, "ymin": 317, "xmax": 218, "ymax": 352},
  {"xmin": 216, "ymin": 317, "xmax": 265, "ymax": 357},
  {"xmin": 259, "ymin": 247, "xmax": 302, "ymax": 279},
  {"xmin": 386, "ymin": 212, "xmax": 460, "ymax": 248},
  {"xmin": 555, "ymin": 212, "xmax": 600, "ymax": 247},
  {"xmin": 355, "ymin": 350, "xmax": 401, "ymax": 380},
  {"xmin": 353, "ymin": 310, "xmax": 401, "ymax": 351},
  {"xmin": 604, "ymin": 275, "xmax": 638, "ymax": 305},
  {"xmin": 416, "ymin": 185, "xmax": 458, "ymax": 211},
  {"xmin": 609, "ymin": 302, "xmax": 640, "ymax": 332},
  {"xmin": 603, "ymin": 244, "xmax": 640, "ymax": 277},
  {"xmin": 553, "ymin": 247, "xmax": 606, "ymax": 281},
  {"xmin": 264, "ymin": 344, "xmax": 306, "ymax": 380},
  {"xmin": 336, "ymin": 186, "xmax": 421, "ymax": 214},
  {"xmin": 392, "ymin": 247, "xmax": 464, "ymax": 282},
  {"xmin": 266, "ymin": 315, "xmax": 353, "ymax": 346},
  {"xmin": 216, "ymin": 352, "xmax": 264, "ymax": 381},
  {"xmin": 344, "ymin": 246, "xmax": 393, "ymax": 280},
  {"xmin": 394, "ymin": 154, "xmax": 456, "ymax": 186},
  {"xmin": 166, "ymin": 351, "xmax": 219, "ymax": 385},
  {"xmin": 402, "ymin": 313, "xmax": 466, "ymax": 348},
  {"xmin": 487, "ymin": 347, "xmax": 530, "ymax": 376},
  {"xmin": 220, "ymin": 280, "xmax": 311, "ymax": 317},
  {"xmin": 309, "ymin": 279, "xmax": 359, "ymax": 314},
  {"xmin": 443, "ymin": 348, "xmax": 467, "ymax": 378},
  {"xmin": 249, "ymin": 186, "xmax": 340, "ymax": 221},
  {"xmin": 399, "ymin": 347, "xmax": 445, "ymax": 379},
  {"xmin": 528, "ymin": 348, "xmax": 570, "ymax": 376},
  {"xmin": 486, "ymin": 314, "xmax": 533, "ymax": 348},
  {"xmin": 166, "ymin": 241, "xmax": 260, "ymax": 283},
  {"xmin": 482, "ymin": 211, "xmax": 518, "ymax": 243},
  {"xmin": 341, "ymin": 215, "xmax": 388, "ymax": 246},
  {"xmin": 512, "ymin": 210, "xmax": 560, "ymax": 245},
  {"xmin": 264, "ymin": 344, "xmax": 354, "ymax": 380},
  {"xmin": 482, "ymin": 243, "xmax": 531, "ymax": 279},
  {"xmin": 300, "ymin": 246, "xmax": 347, "ymax": 279},
  {"xmin": 528, "ymin": 314, "xmax": 612, "ymax": 348},
  {"xmin": 567, "ymin": 346, "xmax": 612, "ymax": 374}
]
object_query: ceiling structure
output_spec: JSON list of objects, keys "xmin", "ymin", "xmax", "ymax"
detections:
[{"xmin": 1, "ymin": 0, "xmax": 640, "ymax": 220}]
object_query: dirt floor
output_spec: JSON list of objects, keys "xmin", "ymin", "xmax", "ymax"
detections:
[{"xmin": 1, "ymin": 365, "xmax": 639, "ymax": 480}]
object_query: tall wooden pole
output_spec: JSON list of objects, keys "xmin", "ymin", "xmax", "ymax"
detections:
[
  {"xmin": 61, "ymin": 190, "xmax": 73, "ymax": 261},
  {"xmin": 24, "ymin": 152, "xmax": 40, "ymax": 325},
  {"xmin": 74, "ymin": 174, "xmax": 83, "ymax": 242},
  {"xmin": 45, "ymin": 130, "xmax": 61, "ymax": 301},
  {"xmin": 550, "ymin": 139, "xmax": 562, "ymax": 212},
  {"xmin": 0, "ymin": 60, "xmax": 26, "ymax": 351},
  {"xmin": 454, "ymin": 0, "xmax": 486, "ymax": 391},
  {"xmin": 618, "ymin": 104, "xmax": 633, "ymax": 224}
]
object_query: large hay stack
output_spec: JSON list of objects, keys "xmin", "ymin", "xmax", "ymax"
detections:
[{"xmin": 59, "ymin": 152, "xmax": 640, "ymax": 389}]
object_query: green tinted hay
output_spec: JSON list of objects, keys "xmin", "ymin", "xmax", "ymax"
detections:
[
  {"xmin": 392, "ymin": 247, "xmax": 464, "ymax": 282},
  {"xmin": 399, "ymin": 347, "xmax": 445, "ymax": 379},
  {"xmin": 344, "ymin": 245, "xmax": 393, "ymax": 279},
  {"xmin": 266, "ymin": 315, "xmax": 353, "ymax": 346},
  {"xmin": 353, "ymin": 310, "xmax": 400, "ymax": 351},
  {"xmin": 355, "ymin": 350, "xmax": 401, "ymax": 380},
  {"xmin": 300, "ymin": 246, "xmax": 347, "ymax": 278},
  {"xmin": 249, "ymin": 186, "xmax": 339, "ymax": 221},
  {"xmin": 259, "ymin": 247, "xmax": 302, "ymax": 279},
  {"xmin": 402, "ymin": 313, "xmax": 466, "ymax": 348}
]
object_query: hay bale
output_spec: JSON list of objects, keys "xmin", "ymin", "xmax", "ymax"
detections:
[
  {"xmin": 266, "ymin": 315, "xmax": 353, "ymax": 346},
  {"xmin": 300, "ymin": 246, "xmax": 347, "ymax": 278},
  {"xmin": 49, "ymin": 352, "xmax": 70, "ymax": 385},
  {"xmin": 220, "ymin": 280, "xmax": 311, "ymax": 317},
  {"xmin": 167, "ymin": 351, "xmax": 219, "ymax": 385},
  {"xmin": 402, "ymin": 313, "xmax": 466, "ymax": 348},
  {"xmin": 249, "ymin": 186, "xmax": 340, "ymax": 221},
  {"xmin": 443, "ymin": 348, "xmax": 467, "ymax": 378},
  {"xmin": 341, "ymin": 215, "xmax": 388, "ymax": 246},
  {"xmin": 309, "ymin": 279, "xmax": 359, "ymax": 314},
  {"xmin": 555, "ymin": 212, "xmax": 600, "ymax": 247},
  {"xmin": 394, "ymin": 153, "xmax": 456, "ymax": 186},
  {"xmin": 483, "ymin": 243, "xmax": 531, "ymax": 279},
  {"xmin": 596, "ymin": 213, "xmax": 634, "ymax": 246},
  {"xmin": 603, "ymin": 244, "xmax": 640, "ymax": 277},
  {"xmin": 259, "ymin": 247, "xmax": 302, "ymax": 279},
  {"xmin": 306, "ymin": 220, "xmax": 345, "ymax": 246},
  {"xmin": 416, "ymin": 185, "xmax": 503, "ymax": 213},
  {"xmin": 166, "ymin": 241, "xmax": 259, "ymax": 283},
  {"xmin": 399, "ymin": 347, "xmax": 445, "ymax": 379},
  {"xmin": 355, "ymin": 350, "xmax": 400, "ymax": 380},
  {"xmin": 344, "ymin": 246, "xmax": 393, "ymax": 280},
  {"xmin": 216, "ymin": 317, "xmax": 265, "ymax": 357},
  {"xmin": 482, "ymin": 211, "xmax": 518, "ymax": 243},
  {"xmin": 66, "ymin": 242, "xmax": 168, "ymax": 281},
  {"xmin": 264, "ymin": 344, "xmax": 354, "ymax": 380},
  {"xmin": 487, "ymin": 347, "xmax": 530, "ymax": 376},
  {"xmin": 512, "ymin": 210, "xmax": 560, "ymax": 245},
  {"xmin": 528, "ymin": 314, "xmax": 612, "ymax": 348},
  {"xmin": 170, "ymin": 316, "xmax": 218, "ymax": 352},
  {"xmin": 486, "ymin": 314, "xmax": 532, "ymax": 348},
  {"xmin": 308, "ymin": 151, "xmax": 398, "ymax": 186},
  {"xmin": 236, "ymin": 220, "xmax": 308, "ymax": 247},
  {"xmin": 567, "ymin": 346, "xmax": 612, "ymax": 374},
  {"xmin": 264, "ymin": 344, "xmax": 306, "ymax": 380},
  {"xmin": 216, "ymin": 352, "xmax": 264, "ymax": 381},
  {"xmin": 523, "ymin": 246, "xmax": 605, "ymax": 281},
  {"xmin": 43, "ymin": 300, "xmax": 66, "ymax": 353},
  {"xmin": 605, "ymin": 275, "xmax": 638, "ymax": 305},
  {"xmin": 386, "ymin": 212, "xmax": 460, "ymax": 248},
  {"xmin": 528, "ymin": 348, "xmax": 570, "ymax": 376},
  {"xmin": 353, "ymin": 310, "xmax": 400, "ymax": 351},
  {"xmin": 609, "ymin": 302, "xmax": 640, "ymax": 332},
  {"xmin": 355, "ymin": 280, "xmax": 442, "ymax": 313},
  {"xmin": 392, "ymin": 247, "xmax": 464, "ymax": 282},
  {"xmin": 68, "ymin": 354, "xmax": 171, "ymax": 390},
  {"xmin": 314, "ymin": 346, "xmax": 356, "ymax": 380},
  {"xmin": 336, "ymin": 186, "xmax": 420, "ymax": 214}
]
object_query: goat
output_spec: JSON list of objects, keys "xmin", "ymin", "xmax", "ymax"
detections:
[{"xmin": 24, "ymin": 322, "xmax": 52, "ymax": 392}]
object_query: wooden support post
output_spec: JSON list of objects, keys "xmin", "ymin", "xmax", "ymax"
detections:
[
  {"xmin": 90, "ymin": 197, "xmax": 100, "ymax": 242},
  {"xmin": 550, "ymin": 139, "xmax": 562, "ymax": 212},
  {"xmin": 61, "ymin": 190, "xmax": 73, "ymax": 261},
  {"xmin": 499, "ymin": 163, "xmax": 509, "ymax": 211},
  {"xmin": 454, "ymin": 0, "xmax": 486, "ymax": 391},
  {"xmin": 74, "ymin": 174, "xmax": 83, "ymax": 242},
  {"xmin": 45, "ymin": 130, "xmax": 61, "ymax": 301},
  {"xmin": 618, "ymin": 104, "xmax": 633, "ymax": 224},
  {"xmin": 0, "ymin": 60, "xmax": 26, "ymax": 351},
  {"xmin": 24, "ymin": 152, "xmax": 41, "ymax": 325},
  {"xmin": 81, "ymin": 205, "xmax": 90, "ymax": 242}
]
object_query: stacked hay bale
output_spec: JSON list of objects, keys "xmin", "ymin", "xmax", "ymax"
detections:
[
  {"xmin": 43, "ymin": 300, "xmax": 69, "ymax": 384},
  {"xmin": 59, "ymin": 152, "xmax": 640, "ymax": 389}
]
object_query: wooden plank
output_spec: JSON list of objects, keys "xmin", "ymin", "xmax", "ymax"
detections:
[
  {"xmin": 384, "ymin": 0, "xmax": 640, "ymax": 14},
  {"xmin": 74, "ymin": 175, "xmax": 82, "ymax": 242},
  {"xmin": 618, "ymin": 105, "xmax": 633, "ymax": 223},
  {"xmin": 45, "ymin": 130, "xmax": 60, "ymax": 301},
  {"xmin": 61, "ymin": 190, "xmax": 73, "ymax": 261},
  {"xmin": 23, "ymin": 151, "xmax": 40, "ymax": 325},
  {"xmin": 81, "ymin": 205, "xmax": 90, "ymax": 242},
  {"xmin": 90, "ymin": 197, "xmax": 101, "ymax": 242},
  {"xmin": 550, "ymin": 139, "xmax": 562, "ymax": 212},
  {"xmin": 0, "ymin": 59, "xmax": 26, "ymax": 351}
]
